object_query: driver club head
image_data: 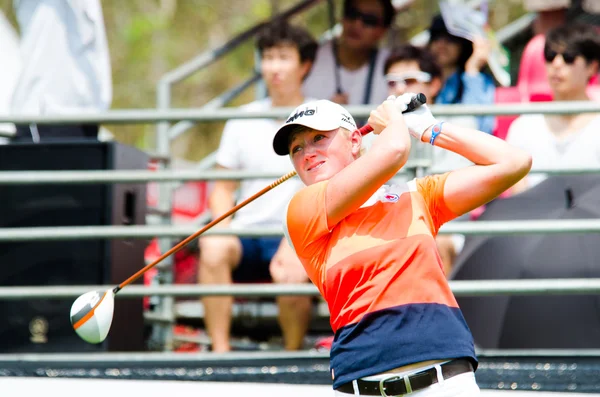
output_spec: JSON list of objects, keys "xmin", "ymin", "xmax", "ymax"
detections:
[{"xmin": 70, "ymin": 289, "xmax": 115, "ymax": 344}]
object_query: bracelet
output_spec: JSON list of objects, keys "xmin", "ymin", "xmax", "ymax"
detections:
[{"xmin": 429, "ymin": 121, "xmax": 444, "ymax": 146}]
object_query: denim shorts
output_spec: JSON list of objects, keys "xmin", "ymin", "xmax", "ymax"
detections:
[{"xmin": 231, "ymin": 237, "xmax": 281, "ymax": 283}]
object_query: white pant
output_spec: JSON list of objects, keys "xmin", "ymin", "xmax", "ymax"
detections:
[{"xmin": 334, "ymin": 363, "xmax": 480, "ymax": 397}]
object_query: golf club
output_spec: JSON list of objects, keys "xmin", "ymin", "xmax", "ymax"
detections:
[{"xmin": 70, "ymin": 93, "xmax": 427, "ymax": 344}]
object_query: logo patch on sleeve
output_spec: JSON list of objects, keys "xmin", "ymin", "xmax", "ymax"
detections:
[{"xmin": 384, "ymin": 193, "xmax": 399, "ymax": 202}]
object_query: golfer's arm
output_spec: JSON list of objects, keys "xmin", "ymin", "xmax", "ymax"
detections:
[
  {"xmin": 325, "ymin": 119, "xmax": 411, "ymax": 228},
  {"xmin": 208, "ymin": 165, "xmax": 240, "ymax": 227},
  {"xmin": 421, "ymin": 122, "xmax": 532, "ymax": 216},
  {"xmin": 510, "ymin": 177, "xmax": 530, "ymax": 195}
]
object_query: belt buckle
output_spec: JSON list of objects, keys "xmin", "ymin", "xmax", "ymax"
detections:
[{"xmin": 378, "ymin": 374, "xmax": 412, "ymax": 397}]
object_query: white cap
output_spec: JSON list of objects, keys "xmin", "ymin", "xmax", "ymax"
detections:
[{"xmin": 273, "ymin": 99, "xmax": 357, "ymax": 155}]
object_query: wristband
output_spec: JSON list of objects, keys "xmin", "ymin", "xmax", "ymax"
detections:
[{"xmin": 429, "ymin": 121, "xmax": 444, "ymax": 146}]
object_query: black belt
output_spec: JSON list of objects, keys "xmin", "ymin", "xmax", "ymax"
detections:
[{"xmin": 336, "ymin": 358, "xmax": 474, "ymax": 396}]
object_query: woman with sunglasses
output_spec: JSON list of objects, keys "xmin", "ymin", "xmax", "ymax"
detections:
[
  {"xmin": 506, "ymin": 23, "xmax": 600, "ymax": 194},
  {"xmin": 427, "ymin": 15, "xmax": 496, "ymax": 135},
  {"xmin": 271, "ymin": 94, "xmax": 531, "ymax": 396}
]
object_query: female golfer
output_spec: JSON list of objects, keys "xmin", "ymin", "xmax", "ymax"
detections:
[{"xmin": 272, "ymin": 94, "xmax": 532, "ymax": 396}]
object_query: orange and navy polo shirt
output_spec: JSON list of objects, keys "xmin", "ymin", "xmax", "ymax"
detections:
[{"xmin": 284, "ymin": 173, "xmax": 477, "ymax": 388}]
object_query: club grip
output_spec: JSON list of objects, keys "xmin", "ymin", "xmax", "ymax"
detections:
[{"xmin": 357, "ymin": 93, "xmax": 427, "ymax": 135}]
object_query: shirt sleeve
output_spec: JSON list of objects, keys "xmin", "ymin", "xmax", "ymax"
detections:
[
  {"xmin": 415, "ymin": 173, "xmax": 458, "ymax": 234},
  {"xmin": 285, "ymin": 181, "xmax": 330, "ymax": 291},
  {"xmin": 215, "ymin": 120, "xmax": 241, "ymax": 169}
]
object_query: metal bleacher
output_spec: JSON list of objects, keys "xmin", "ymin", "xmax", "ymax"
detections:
[{"xmin": 3, "ymin": 0, "xmax": 600, "ymax": 393}]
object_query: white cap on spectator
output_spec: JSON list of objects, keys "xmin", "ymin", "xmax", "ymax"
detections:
[
  {"xmin": 583, "ymin": 0, "xmax": 600, "ymax": 14},
  {"xmin": 273, "ymin": 100, "xmax": 357, "ymax": 156},
  {"xmin": 523, "ymin": 0, "xmax": 570, "ymax": 11}
]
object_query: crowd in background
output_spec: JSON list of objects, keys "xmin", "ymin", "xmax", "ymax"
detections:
[
  {"xmin": 2, "ymin": 0, "xmax": 600, "ymax": 353},
  {"xmin": 198, "ymin": 0, "xmax": 600, "ymax": 352}
]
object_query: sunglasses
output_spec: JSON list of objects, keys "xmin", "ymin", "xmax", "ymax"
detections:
[
  {"xmin": 343, "ymin": 7, "xmax": 383, "ymax": 28},
  {"xmin": 385, "ymin": 71, "xmax": 432, "ymax": 89},
  {"xmin": 544, "ymin": 48, "xmax": 579, "ymax": 64}
]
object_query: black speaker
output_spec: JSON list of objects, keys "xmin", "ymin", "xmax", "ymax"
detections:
[{"xmin": 0, "ymin": 141, "xmax": 148, "ymax": 352}]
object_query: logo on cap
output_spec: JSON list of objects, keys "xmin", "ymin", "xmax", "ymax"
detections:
[
  {"xmin": 286, "ymin": 107, "xmax": 316, "ymax": 124},
  {"xmin": 341, "ymin": 113, "xmax": 355, "ymax": 127}
]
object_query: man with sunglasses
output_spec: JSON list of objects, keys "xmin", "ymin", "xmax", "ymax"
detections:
[
  {"xmin": 506, "ymin": 23, "xmax": 600, "ymax": 194},
  {"xmin": 303, "ymin": 0, "xmax": 395, "ymax": 109},
  {"xmin": 384, "ymin": 44, "xmax": 479, "ymax": 276}
]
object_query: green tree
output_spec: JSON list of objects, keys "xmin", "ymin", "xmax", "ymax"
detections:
[{"xmin": 0, "ymin": 0, "xmax": 526, "ymax": 161}]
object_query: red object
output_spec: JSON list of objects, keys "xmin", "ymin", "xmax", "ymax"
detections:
[
  {"xmin": 314, "ymin": 335, "xmax": 334, "ymax": 350},
  {"xmin": 517, "ymin": 34, "xmax": 551, "ymax": 102},
  {"xmin": 143, "ymin": 161, "xmax": 209, "ymax": 309},
  {"xmin": 492, "ymin": 35, "xmax": 551, "ymax": 140},
  {"xmin": 492, "ymin": 86, "xmax": 521, "ymax": 140},
  {"xmin": 146, "ymin": 161, "xmax": 208, "ymax": 225},
  {"xmin": 358, "ymin": 124, "xmax": 373, "ymax": 135},
  {"xmin": 173, "ymin": 324, "xmax": 202, "ymax": 352}
]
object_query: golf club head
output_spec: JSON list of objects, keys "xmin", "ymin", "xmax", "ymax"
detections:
[{"xmin": 70, "ymin": 289, "xmax": 114, "ymax": 344}]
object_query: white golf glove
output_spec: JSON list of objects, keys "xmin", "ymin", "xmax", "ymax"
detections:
[{"xmin": 395, "ymin": 93, "xmax": 437, "ymax": 142}]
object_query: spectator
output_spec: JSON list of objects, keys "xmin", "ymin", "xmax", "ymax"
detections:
[
  {"xmin": 384, "ymin": 44, "xmax": 474, "ymax": 275},
  {"xmin": 197, "ymin": 21, "xmax": 317, "ymax": 352},
  {"xmin": 10, "ymin": 0, "xmax": 112, "ymax": 142},
  {"xmin": 427, "ymin": 15, "xmax": 496, "ymax": 134},
  {"xmin": 384, "ymin": 45, "xmax": 475, "ymax": 172},
  {"xmin": 303, "ymin": 0, "xmax": 395, "ymax": 107},
  {"xmin": 506, "ymin": 23, "xmax": 600, "ymax": 194}
]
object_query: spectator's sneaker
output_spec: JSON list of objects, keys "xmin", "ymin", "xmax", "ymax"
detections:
[{"xmin": 173, "ymin": 324, "xmax": 206, "ymax": 352}]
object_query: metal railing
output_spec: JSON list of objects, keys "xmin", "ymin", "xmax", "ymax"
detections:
[
  {"xmin": 1, "ymin": 2, "xmax": 596, "ymax": 353},
  {"xmin": 2, "ymin": 101, "xmax": 600, "ymax": 125},
  {"xmin": 0, "ymin": 219, "xmax": 599, "ymax": 241},
  {"xmin": 2, "ymin": 101, "xmax": 600, "ymax": 350},
  {"xmin": 0, "ymin": 164, "xmax": 597, "ymax": 185},
  {"xmin": 0, "ymin": 279, "xmax": 599, "ymax": 299}
]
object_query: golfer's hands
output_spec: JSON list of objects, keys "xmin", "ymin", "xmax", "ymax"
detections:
[
  {"xmin": 368, "ymin": 95, "xmax": 406, "ymax": 135},
  {"xmin": 395, "ymin": 93, "xmax": 437, "ymax": 141}
]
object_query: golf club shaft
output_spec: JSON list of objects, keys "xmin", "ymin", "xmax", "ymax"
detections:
[{"xmin": 114, "ymin": 170, "xmax": 299, "ymax": 293}]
